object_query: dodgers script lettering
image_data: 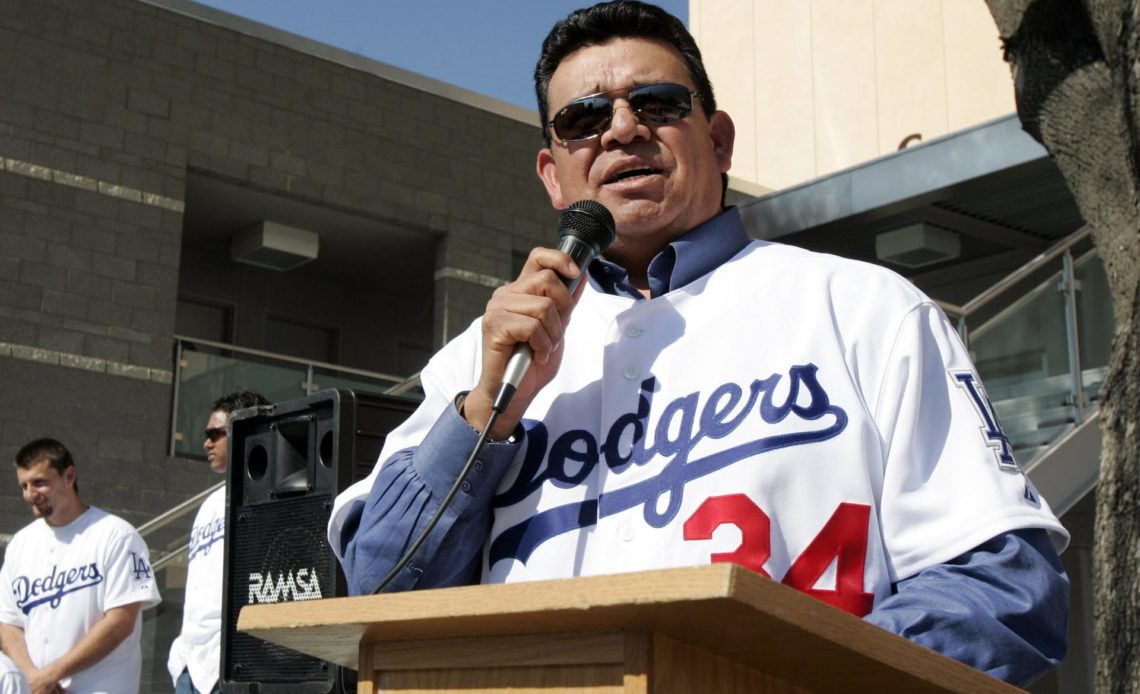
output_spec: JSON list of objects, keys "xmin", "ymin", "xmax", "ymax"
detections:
[
  {"xmin": 489, "ymin": 363, "xmax": 848, "ymax": 565},
  {"xmin": 188, "ymin": 516, "xmax": 225, "ymax": 562},
  {"xmin": 12, "ymin": 562, "xmax": 104, "ymax": 614}
]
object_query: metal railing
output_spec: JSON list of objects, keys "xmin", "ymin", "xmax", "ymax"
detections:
[
  {"xmin": 936, "ymin": 227, "xmax": 1093, "ymax": 326},
  {"xmin": 136, "ymin": 480, "xmax": 224, "ymax": 572},
  {"xmin": 169, "ymin": 335, "xmax": 422, "ymax": 458},
  {"xmin": 935, "ymin": 227, "xmax": 1110, "ymax": 464}
]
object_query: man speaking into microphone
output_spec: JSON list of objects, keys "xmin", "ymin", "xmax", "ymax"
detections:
[{"xmin": 330, "ymin": 1, "xmax": 1069, "ymax": 685}]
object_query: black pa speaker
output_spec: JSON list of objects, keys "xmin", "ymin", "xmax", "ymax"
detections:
[{"xmin": 220, "ymin": 388, "xmax": 416, "ymax": 693}]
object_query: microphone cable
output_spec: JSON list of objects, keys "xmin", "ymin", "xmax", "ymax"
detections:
[
  {"xmin": 370, "ymin": 403, "xmax": 500, "ymax": 594},
  {"xmin": 368, "ymin": 200, "xmax": 615, "ymax": 595}
]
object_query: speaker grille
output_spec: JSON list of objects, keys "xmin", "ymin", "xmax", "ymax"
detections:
[
  {"xmin": 222, "ymin": 390, "xmax": 417, "ymax": 692},
  {"xmin": 226, "ymin": 493, "xmax": 336, "ymax": 683}
]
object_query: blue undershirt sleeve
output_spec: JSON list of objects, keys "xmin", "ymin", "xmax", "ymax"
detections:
[
  {"xmin": 865, "ymin": 528, "xmax": 1069, "ymax": 686},
  {"xmin": 340, "ymin": 402, "xmax": 521, "ymax": 595}
]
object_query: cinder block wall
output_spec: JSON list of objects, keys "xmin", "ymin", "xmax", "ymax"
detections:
[{"xmin": 0, "ymin": 0, "xmax": 555, "ymax": 532}]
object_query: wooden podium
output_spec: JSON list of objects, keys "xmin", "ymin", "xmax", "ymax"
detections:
[{"xmin": 238, "ymin": 564, "xmax": 1020, "ymax": 693}]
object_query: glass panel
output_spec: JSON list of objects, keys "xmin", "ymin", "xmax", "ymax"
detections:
[
  {"xmin": 308, "ymin": 371, "xmax": 418, "ymax": 399},
  {"xmin": 142, "ymin": 563, "xmax": 180, "ymax": 693},
  {"xmin": 173, "ymin": 351, "xmax": 308, "ymax": 458},
  {"xmin": 968, "ymin": 266, "xmax": 1073, "ymax": 466},
  {"xmin": 172, "ymin": 344, "xmax": 423, "ymax": 459}
]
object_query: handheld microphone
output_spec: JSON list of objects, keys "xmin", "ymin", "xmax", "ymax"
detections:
[
  {"xmin": 492, "ymin": 200, "xmax": 616, "ymax": 413},
  {"xmin": 369, "ymin": 200, "xmax": 614, "ymax": 595}
]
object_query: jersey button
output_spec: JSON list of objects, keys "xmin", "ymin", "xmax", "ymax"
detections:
[
  {"xmin": 460, "ymin": 480, "xmax": 472, "ymax": 493},
  {"xmin": 623, "ymin": 367, "xmax": 639, "ymax": 380},
  {"xmin": 625, "ymin": 325, "xmax": 643, "ymax": 338},
  {"xmin": 618, "ymin": 523, "xmax": 635, "ymax": 542},
  {"xmin": 472, "ymin": 459, "xmax": 484, "ymax": 472}
]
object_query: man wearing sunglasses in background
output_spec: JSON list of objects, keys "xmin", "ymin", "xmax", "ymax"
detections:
[
  {"xmin": 168, "ymin": 389, "xmax": 268, "ymax": 694},
  {"xmin": 331, "ymin": 1, "xmax": 1070, "ymax": 686}
]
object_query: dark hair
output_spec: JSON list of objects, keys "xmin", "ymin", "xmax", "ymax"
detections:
[
  {"xmin": 15, "ymin": 437, "xmax": 78, "ymax": 492},
  {"xmin": 212, "ymin": 389, "xmax": 270, "ymax": 415},
  {"xmin": 535, "ymin": 1, "xmax": 718, "ymax": 147}
]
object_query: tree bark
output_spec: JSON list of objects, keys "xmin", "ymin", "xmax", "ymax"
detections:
[{"xmin": 985, "ymin": 1, "xmax": 1140, "ymax": 691}]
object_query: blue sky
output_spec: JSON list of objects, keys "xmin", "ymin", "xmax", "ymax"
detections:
[{"xmin": 191, "ymin": 1, "xmax": 689, "ymax": 111}]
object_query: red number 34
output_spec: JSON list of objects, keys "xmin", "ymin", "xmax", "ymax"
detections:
[{"xmin": 683, "ymin": 494, "xmax": 875, "ymax": 616}]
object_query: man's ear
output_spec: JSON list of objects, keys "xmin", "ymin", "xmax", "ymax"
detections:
[
  {"xmin": 64, "ymin": 466, "xmax": 77, "ymax": 491},
  {"xmin": 536, "ymin": 148, "xmax": 567, "ymax": 209},
  {"xmin": 709, "ymin": 110, "xmax": 735, "ymax": 174}
]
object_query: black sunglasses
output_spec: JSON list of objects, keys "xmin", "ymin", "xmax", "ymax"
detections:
[
  {"xmin": 204, "ymin": 427, "xmax": 227, "ymax": 442},
  {"xmin": 547, "ymin": 82, "xmax": 699, "ymax": 143}
]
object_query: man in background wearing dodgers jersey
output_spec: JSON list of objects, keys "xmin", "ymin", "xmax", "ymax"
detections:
[
  {"xmin": 329, "ymin": 1, "xmax": 1070, "ymax": 685},
  {"xmin": 168, "ymin": 389, "xmax": 269, "ymax": 694},
  {"xmin": 0, "ymin": 438, "xmax": 161, "ymax": 694}
]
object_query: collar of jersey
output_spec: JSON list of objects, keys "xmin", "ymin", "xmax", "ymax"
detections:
[{"xmin": 588, "ymin": 206, "xmax": 751, "ymax": 300}]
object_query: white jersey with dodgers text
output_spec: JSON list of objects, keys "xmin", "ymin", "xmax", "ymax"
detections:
[
  {"xmin": 335, "ymin": 238, "xmax": 1069, "ymax": 616},
  {"xmin": 167, "ymin": 484, "xmax": 226, "ymax": 693},
  {"xmin": 0, "ymin": 507, "xmax": 161, "ymax": 694}
]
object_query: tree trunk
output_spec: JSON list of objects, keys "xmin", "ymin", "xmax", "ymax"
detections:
[{"xmin": 984, "ymin": 0, "xmax": 1140, "ymax": 691}]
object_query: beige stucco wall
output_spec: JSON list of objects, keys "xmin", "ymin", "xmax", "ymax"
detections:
[{"xmin": 691, "ymin": 0, "xmax": 1015, "ymax": 191}]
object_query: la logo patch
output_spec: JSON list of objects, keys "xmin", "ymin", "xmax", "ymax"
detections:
[
  {"xmin": 129, "ymin": 551, "xmax": 153, "ymax": 581},
  {"xmin": 952, "ymin": 371, "xmax": 1019, "ymax": 471}
]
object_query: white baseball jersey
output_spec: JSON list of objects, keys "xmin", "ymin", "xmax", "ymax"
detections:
[
  {"xmin": 167, "ymin": 485, "xmax": 226, "ymax": 693},
  {"xmin": 0, "ymin": 654, "xmax": 29, "ymax": 694},
  {"xmin": 0, "ymin": 507, "xmax": 161, "ymax": 694},
  {"xmin": 334, "ymin": 237, "xmax": 1068, "ymax": 616}
]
